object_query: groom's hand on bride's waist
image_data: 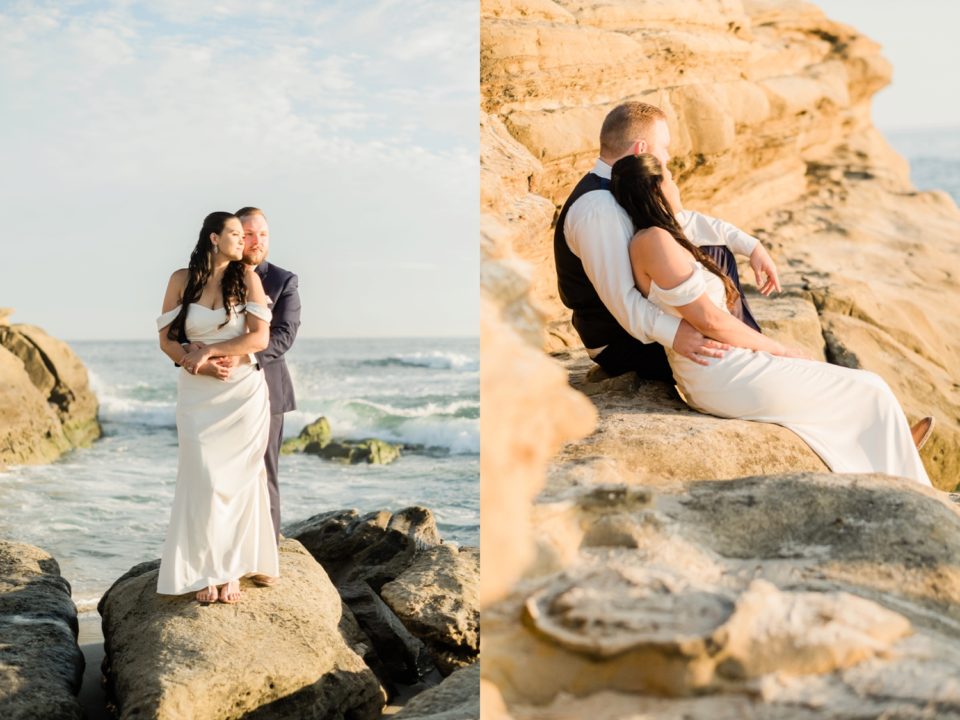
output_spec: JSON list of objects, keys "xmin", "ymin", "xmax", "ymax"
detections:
[
  {"xmin": 198, "ymin": 360, "xmax": 232, "ymax": 380},
  {"xmin": 212, "ymin": 355, "xmax": 239, "ymax": 376},
  {"xmin": 672, "ymin": 320, "xmax": 731, "ymax": 366}
]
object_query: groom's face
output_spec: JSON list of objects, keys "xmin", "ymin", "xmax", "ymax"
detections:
[{"xmin": 242, "ymin": 214, "xmax": 270, "ymax": 266}]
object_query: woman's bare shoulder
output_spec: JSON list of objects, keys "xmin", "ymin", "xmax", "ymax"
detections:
[
  {"xmin": 630, "ymin": 226, "xmax": 681, "ymax": 259},
  {"xmin": 168, "ymin": 268, "xmax": 189, "ymax": 286},
  {"xmin": 632, "ymin": 226, "xmax": 674, "ymax": 244}
]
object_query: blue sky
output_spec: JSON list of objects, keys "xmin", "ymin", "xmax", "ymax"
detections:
[
  {"xmin": 2, "ymin": 1, "xmax": 953, "ymax": 340},
  {"xmin": 1, "ymin": 0, "xmax": 478, "ymax": 339}
]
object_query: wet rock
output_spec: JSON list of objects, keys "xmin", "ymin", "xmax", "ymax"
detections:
[
  {"xmin": 339, "ymin": 581, "xmax": 435, "ymax": 689},
  {"xmin": 282, "ymin": 417, "xmax": 401, "ymax": 464},
  {"xmin": 98, "ymin": 539, "xmax": 385, "ymax": 720},
  {"xmin": 0, "ymin": 541, "xmax": 84, "ymax": 720},
  {"xmin": 313, "ymin": 438, "xmax": 402, "ymax": 465},
  {"xmin": 393, "ymin": 663, "xmax": 479, "ymax": 720},
  {"xmin": 280, "ymin": 416, "xmax": 332, "ymax": 454},
  {"xmin": 287, "ymin": 507, "xmax": 451, "ymax": 688},
  {"xmin": 287, "ymin": 506, "xmax": 441, "ymax": 591}
]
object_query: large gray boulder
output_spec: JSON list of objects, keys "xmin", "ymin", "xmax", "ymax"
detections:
[
  {"xmin": 381, "ymin": 545, "xmax": 480, "ymax": 674},
  {"xmin": 98, "ymin": 539, "xmax": 385, "ymax": 719},
  {"xmin": 0, "ymin": 541, "xmax": 84, "ymax": 720},
  {"xmin": 393, "ymin": 663, "xmax": 479, "ymax": 720},
  {"xmin": 287, "ymin": 506, "xmax": 442, "ymax": 591},
  {"xmin": 287, "ymin": 507, "xmax": 445, "ymax": 690},
  {"xmin": 288, "ymin": 507, "xmax": 481, "ymax": 684}
]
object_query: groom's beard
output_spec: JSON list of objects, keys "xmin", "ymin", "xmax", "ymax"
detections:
[{"xmin": 243, "ymin": 249, "xmax": 267, "ymax": 266}]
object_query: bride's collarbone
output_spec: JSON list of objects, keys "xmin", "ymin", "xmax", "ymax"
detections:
[{"xmin": 189, "ymin": 292, "xmax": 241, "ymax": 311}]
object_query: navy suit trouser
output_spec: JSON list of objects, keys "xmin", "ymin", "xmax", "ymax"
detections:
[{"xmin": 265, "ymin": 412, "xmax": 284, "ymax": 541}]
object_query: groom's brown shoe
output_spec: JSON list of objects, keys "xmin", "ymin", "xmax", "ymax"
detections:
[
  {"xmin": 250, "ymin": 574, "xmax": 279, "ymax": 587},
  {"xmin": 911, "ymin": 416, "xmax": 935, "ymax": 450}
]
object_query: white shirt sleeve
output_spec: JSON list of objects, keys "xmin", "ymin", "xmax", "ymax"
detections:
[
  {"xmin": 683, "ymin": 210, "xmax": 759, "ymax": 256},
  {"xmin": 564, "ymin": 190, "xmax": 681, "ymax": 348}
]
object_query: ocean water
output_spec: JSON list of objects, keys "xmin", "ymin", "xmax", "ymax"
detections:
[
  {"xmin": 0, "ymin": 337, "xmax": 478, "ymax": 613},
  {"xmin": 886, "ymin": 126, "xmax": 960, "ymax": 204}
]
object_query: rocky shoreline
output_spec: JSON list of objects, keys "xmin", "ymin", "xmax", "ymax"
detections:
[
  {"xmin": 1, "ymin": 506, "xmax": 478, "ymax": 719},
  {"xmin": 0, "ymin": 309, "xmax": 101, "ymax": 469},
  {"xmin": 481, "ymin": 0, "xmax": 960, "ymax": 716}
]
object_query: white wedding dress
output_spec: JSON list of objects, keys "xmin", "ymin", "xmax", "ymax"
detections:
[
  {"xmin": 155, "ymin": 302, "xmax": 280, "ymax": 595},
  {"xmin": 649, "ymin": 261, "xmax": 931, "ymax": 486}
]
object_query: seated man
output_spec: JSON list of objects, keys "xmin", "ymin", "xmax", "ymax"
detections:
[
  {"xmin": 553, "ymin": 101, "xmax": 934, "ymax": 450},
  {"xmin": 554, "ymin": 101, "xmax": 780, "ymax": 379}
]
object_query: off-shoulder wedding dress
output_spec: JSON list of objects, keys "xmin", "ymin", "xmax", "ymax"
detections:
[
  {"xmin": 648, "ymin": 261, "xmax": 931, "ymax": 486},
  {"xmin": 155, "ymin": 302, "xmax": 280, "ymax": 594}
]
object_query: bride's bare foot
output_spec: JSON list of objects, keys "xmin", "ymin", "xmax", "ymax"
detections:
[
  {"xmin": 218, "ymin": 580, "xmax": 241, "ymax": 604},
  {"xmin": 196, "ymin": 585, "xmax": 218, "ymax": 604}
]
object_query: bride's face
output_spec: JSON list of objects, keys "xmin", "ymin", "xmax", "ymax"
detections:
[
  {"xmin": 212, "ymin": 218, "xmax": 245, "ymax": 261},
  {"xmin": 660, "ymin": 166, "xmax": 682, "ymax": 213}
]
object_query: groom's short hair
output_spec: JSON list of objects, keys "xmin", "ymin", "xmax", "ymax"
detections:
[
  {"xmin": 600, "ymin": 102, "xmax": 666, "ymax": 158},
  {"xmin": 235, "ymin": 206, "xmax": 266, "ymax": 221}
]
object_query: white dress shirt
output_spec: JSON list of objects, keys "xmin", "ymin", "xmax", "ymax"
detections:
[{"xmin": 563, "ymin": 158, "xmax": 759, "ymax": 354}]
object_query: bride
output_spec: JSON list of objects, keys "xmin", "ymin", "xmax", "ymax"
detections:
[
  {"xmin": 609, "ymin": 154, "xmax": 932, "ymax": 487},
  {"xmin": 156, "ymin": 211, "xmax": 280, "ymax": 603}
]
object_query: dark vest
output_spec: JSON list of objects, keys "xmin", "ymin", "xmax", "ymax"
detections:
[
  {"xmin": 554, "ymin": 172, "xmax": 760, "ymax": 351},
  {"xmin": 554, "ymin": 173, "xmax": 635, "ymax": 349}
]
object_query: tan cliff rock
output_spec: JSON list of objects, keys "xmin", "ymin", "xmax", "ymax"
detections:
[
  {"xmin": 0, "ymin": 314, "xmax": 101, "ymax": 467},
  {"xmin": 481, "ymin": 0, "xmax": 960, "ymax": 488},
  {"xmin": 98, "ymin": 540, "xmax": 386, "ymax": 720},
  {"xmin": 480, "ymin": 0, "xmax": 960, "ymax": 717}
]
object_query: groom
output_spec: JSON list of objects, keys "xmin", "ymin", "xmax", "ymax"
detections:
[
  {"xmin": 555, "ymin": 102, "xmax": 935, "ymax": 449},
  {"xmin": 555, "ymin": 101, "xmax": 780, "ymax": 379},
  {"xmin": 235, "ymin": 206, "xmax": 301, "ymax": 542}
]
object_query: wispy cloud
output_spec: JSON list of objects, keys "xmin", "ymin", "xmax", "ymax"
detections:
[{"xmin": 0, "ymin": 0, "xmax": 479, "ymax": 339}]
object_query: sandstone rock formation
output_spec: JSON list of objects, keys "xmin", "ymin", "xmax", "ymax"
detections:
[
  {"xmin": 98, "ymin": 539, "xmax": 385, "ymax": 720},
  {"xmin": 0, "ymin": 317, "xmax": 100, "ymax": 468},
  {"xmin": 0, "ymin": 541, "xmax": 84, "ymax": 720},
  {"xmin": 480, "ymin": 0, "xmax": 960, "ymax": 716},
  {"xmin": 484, "ymin": 473, "xmax": 960, "ymax": 716},
  {"xmin": 288, "ymin": 507, "xmax": 480, "ymax": 687},
  {"xmin": 481, "ymin": 0, "xmax": 960, "ymax": 488}
]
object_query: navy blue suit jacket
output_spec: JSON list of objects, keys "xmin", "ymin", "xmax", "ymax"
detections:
[{"xmin": 255, "ymin": 261, "xmax": 301, "ymax": 414}]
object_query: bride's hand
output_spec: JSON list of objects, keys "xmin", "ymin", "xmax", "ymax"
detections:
[{"xmin": 181, "ymin": 346, "xmax": 212, "ymax": 374}]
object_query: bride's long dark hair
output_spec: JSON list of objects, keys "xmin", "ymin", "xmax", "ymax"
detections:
[
  {"xmin": 610, "ymin": 153, "xmax": 737, "ymax": 311},
  {"xmin": 166, "ymin": 212, "xmax": 248, "ymax": 341}
]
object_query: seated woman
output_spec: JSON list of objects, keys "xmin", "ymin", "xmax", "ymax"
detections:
[{"xmin": 609, "ymin": 153, "xmax": 931, "ymax": 487}]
